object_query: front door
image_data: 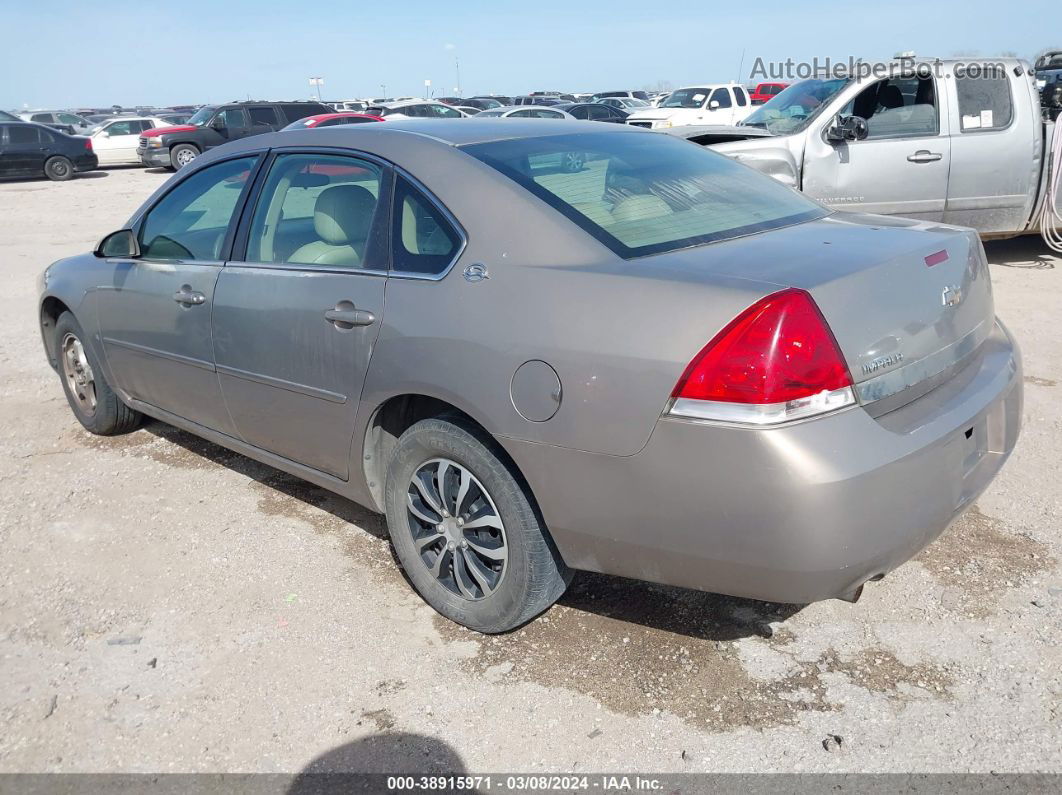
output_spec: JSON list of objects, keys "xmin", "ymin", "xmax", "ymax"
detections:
[
  {"xmin": 97, "ymin": 155, "xmax": 261, "ymax": 434},
  {"xmin": 211, "ymin": 151, "xmax": 389, "ymax": 479},
  {"xmin": 93, "ymin": 119, "xmax": 145, "ymax": 164},
  {"xmin": 802, "ymin": 74, "xmax": 951, "ymax": 220}
]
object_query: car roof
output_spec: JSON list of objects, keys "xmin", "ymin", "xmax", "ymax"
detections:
[{"xmin": 237, "ymin": 118, "xmax": 644, "ymax": 150}]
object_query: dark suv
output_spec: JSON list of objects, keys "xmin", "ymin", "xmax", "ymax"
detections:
[{"xmin": 137, "ymin": 101, "xmax": 331, "ymax": 169}]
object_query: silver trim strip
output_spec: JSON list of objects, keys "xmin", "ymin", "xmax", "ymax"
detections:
[
  {"xmin": 669, "ymin": 387, "xmax": 856, "ymax": 426},
  {"xmin": 856, "ymin": 319, "xmax": 989, "ymax": 405}
]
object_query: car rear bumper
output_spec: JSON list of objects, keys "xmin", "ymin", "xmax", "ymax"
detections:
[
  {"xmin": 73, "ymin": 154, "xmax": 98, "ymax": 172},
  {"xmin": 503, "ymin": 319, "xmax": 1022, "ymax": 604},
  {"xmin": 137, "ymin": 146, "xmax": 170, "ymax": 167}
]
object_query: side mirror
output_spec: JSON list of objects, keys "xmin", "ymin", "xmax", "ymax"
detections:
[
  {"xmin": 95, "ymin": 229, "xmax": 140, "ymax": 259},
  {"xmin": 210, "ymin": 117, "xmax": 226, "ymax": 130},
  {"xmin": 708, "ymin": 100, "xmax": 721, "ymax": 110},
  {"xmin": 826, "ymin": 114, "xmax": 869, "ymax": 143}
]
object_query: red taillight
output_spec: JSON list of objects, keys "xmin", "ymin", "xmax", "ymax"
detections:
[
  {"xmin": 84, "ymin": 138, "xmax": 93, "ymax": 151},
  {"xmin": 670, "ymin": 289, "xmax": 855, "ymax": 425}
]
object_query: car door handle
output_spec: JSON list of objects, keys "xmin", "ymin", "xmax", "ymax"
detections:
[
  {"xmin": 325, "ymin": 305, "xmax": 376, "ymax": 329},
  {"xmin": 907, "ymin": 150, "xmax": 943, "ymax": 163},
  {"xmin": 173, "ymin": 287, "xmax": 206, "ymax": 305}
]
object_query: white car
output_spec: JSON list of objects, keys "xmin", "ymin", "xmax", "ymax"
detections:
[
  {"xmin": 625, "ymin": 84, "xmax": 752, "ymax": 129},
  {"xmin": 89, "ymin": 117, "xmax": 174, "ymax": 165},
  {"xmin": 474, "ymin": 106, "xmax": 575, "ymax": 119},
  {"xmin": 367, "ymin": 100, "xmax": 467, "ymax": 119}
]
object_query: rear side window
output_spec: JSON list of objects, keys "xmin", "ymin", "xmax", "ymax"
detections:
[
  {"xmin": 734, "ymin": 87, "xmax": 748, "ymax": 106},
  {"xmin": 392, "ymin": 176, "xmax": 462, "ymax": 275},
  {"xmin": 956, "ymin": 72, "xmax": 1013, "ymax": 132},
  {"xmin": 280, "ymin": 104, "xmax": 317, "ymax": 123},
  {"xmin": 465, "ymin": 132, "xmax": 825, "ymax": 259},
  {"xmin": 31, "ymin": 113, "xmax": 52, "ymax": 123},
  {"xmin": 139, "ymin": 157, "xmax": 257, "ymax": 261},
  {"xmin": 248, "ymin": 106, "xmax": 279, "ymax": 126},
  {"xmin": 8, "ymin": 125, "xmax": 41, "ymax": 144}
]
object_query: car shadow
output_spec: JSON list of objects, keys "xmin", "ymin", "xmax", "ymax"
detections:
[
  {"xmin": 984, "ymin": 236, "xmax": 1059, "ymax": 269},
  {"xmin": 557, "ymin": 569, "xmax": 804, "ymax": 642},
  {"xmin": 289, "ymin": 733, "xmax": 473, "ymax": 793},
  {"xmin": 142, "ymin": 420, "xmax": 801, "ymax": 641},
  {"xmin": 142, "ymin": 420, "xmax": 388, "ymax": 542},
  {"xmin": 76, "ymin": 171, "xmax": 110, "ymax": 180}
]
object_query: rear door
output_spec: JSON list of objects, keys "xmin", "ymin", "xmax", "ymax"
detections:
[
  {"xmin": 944, "ymin": 68, "xmax": 1040, "ymax": 234},
  {"xmin": 802, "ymin": 74, "xmax": 951, "ymax": 220},
  {"xmin": 211, "ymin": 151, "xmax": 390, "ymax": 478},
  {"xmin": 97, "ymin": 154, "xmax": 261, "ymax": 433}
]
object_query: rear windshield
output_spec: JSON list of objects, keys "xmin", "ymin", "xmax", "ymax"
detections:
[{"xmin": 463, "ymin": 132, "xmax": 826, "ymax": 259}]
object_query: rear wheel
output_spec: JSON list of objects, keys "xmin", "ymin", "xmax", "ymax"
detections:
[
  {"xmin": 54, "ymin": 311, "xmax": 142, "ymax": 435},
  {"xmin": 170, "ymin": 144, "xmax": 199, "ymax": 170},
  {"xmin": 385, "ymin": 417, "xmax": 571, "ymax": 633},
  {"xmin": 44, "ymin": 156, "xmax": 74, "ymax": 181}
]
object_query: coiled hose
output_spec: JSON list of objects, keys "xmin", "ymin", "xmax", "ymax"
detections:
[{"xmin": 1041, "ymin": 116, "xmax": 1062, "ymax": 253}]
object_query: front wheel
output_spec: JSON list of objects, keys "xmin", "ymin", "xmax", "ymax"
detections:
[
  {"xmin": 54, "ymin": 311, "xmax": 142, "ymax": 435},
  {"xmin": 44, "ymin": 156, "xmax": 74, "ymax": 181},
  {"xmin": 385, "ymin": 417, "xmax": 571, "ymax": 633},
  {"xmin": 169, "ymin": 144, "xmax": 199, "ymax": 170}
]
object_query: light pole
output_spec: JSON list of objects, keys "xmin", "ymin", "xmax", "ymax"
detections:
[
  {"xmin": 380, "ymin": 83, "xmax": 387, "ymax": 100},
  {"xmin": 454, "ymin": 55, "xmax": 462, "ymax": 97},
  {"xmin": 308, "ymin": 76, "xmax": 324, "ymax": 102}
]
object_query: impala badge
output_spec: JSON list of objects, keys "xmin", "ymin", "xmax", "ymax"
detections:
[{"xmin": 942, "ymin": 285, "xmax": 963, "ymax": 307}]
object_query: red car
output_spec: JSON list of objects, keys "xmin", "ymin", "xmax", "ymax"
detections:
[
  {"xmin": 749, "ymin": 82, "xmax": 789, "ymax": 105},
  {"xmin": 280, "ymin": 112, "xmax": 385, "ymax": 131}
]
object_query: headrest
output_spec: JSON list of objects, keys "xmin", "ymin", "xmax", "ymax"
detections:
[{"xmin": 313, "ymin": 184, "xmax": 376, "ymax": 245}]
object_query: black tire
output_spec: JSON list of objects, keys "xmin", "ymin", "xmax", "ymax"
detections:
[
  {"xmin": 44, "ymin": 156, "xmax": 74, "ymax": 181},
  {"xmin": 385, "ymin": 417, "xmax": 571, "ymax": 633},
  {"xmin": 54, "ymin": 311, "xmax": 142, "ymax": 435},
  {"xmin": 169, "ymin": 144, "xmax": 199, "ymax": 170}
]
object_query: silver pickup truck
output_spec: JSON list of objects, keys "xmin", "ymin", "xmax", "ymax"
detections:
[{"xmin": 672, "ymin": 58, "xmax": 1060, "ymax": 240}]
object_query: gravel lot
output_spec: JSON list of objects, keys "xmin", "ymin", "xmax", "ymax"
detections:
[{"xmin": 1, "ymin": 167, "xmax": 1060, "ymax": 774}]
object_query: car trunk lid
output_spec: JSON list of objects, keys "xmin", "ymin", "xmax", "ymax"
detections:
[{"xmin": 667, "ymin": 213, "xmax": 994, "ymax": 413}]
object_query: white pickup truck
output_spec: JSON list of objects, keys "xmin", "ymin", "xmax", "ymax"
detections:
[{"xmin": 671, "ymin": 58, "xmax": 1061, "ymax": 242}]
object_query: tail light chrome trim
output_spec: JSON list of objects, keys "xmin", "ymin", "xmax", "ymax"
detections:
[{"xmin": 669, "ymin": 386, "xmax": 856, "ymax": 426}]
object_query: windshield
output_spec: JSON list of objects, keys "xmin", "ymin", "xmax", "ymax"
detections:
[
  {"xmin": 661, "ymin": 88, "xmax": 711, "ymax": 109},
  {"xmin": 464, "ymin": 132, "xmax": 825, "ymax": 259},
  {"xmin": 741, "ymin": 78, "xmax": 850, "ymax": 134},
  {"xmin": 186, "ymin": 106, "xmax": 217, "ymax": 126}
]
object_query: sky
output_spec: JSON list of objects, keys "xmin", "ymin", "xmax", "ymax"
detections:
[{"xmin": 2, "ymin": 0, "xmax": 1058, "ymax": 110}]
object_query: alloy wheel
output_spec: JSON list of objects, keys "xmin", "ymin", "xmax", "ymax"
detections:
[
  {"xmin": 61, "ymin": 332, "xmax": 96, "ymax": 416},
  {"xmin": 405, "ymin": 458, "xmax": 508, "ymax": 600}
]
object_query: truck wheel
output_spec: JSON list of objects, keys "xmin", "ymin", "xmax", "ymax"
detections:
[
  {"xmin": 170, "ymin": 144, "xmax": 199, "ymax": 170},
  {"xmin": 385, "ymin": 417, "xmax": 572, "ymax": 633},
  {"xmin": 44, "ymin": 156, "xmax": 74, "ymax": 181},
  {"xmin": 54, "ymin": 311, "xmax": 142, "ymax": 435}
]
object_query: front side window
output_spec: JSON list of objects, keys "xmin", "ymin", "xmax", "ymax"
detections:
[
  {"xmin": 58, "ymin": 113, "xmax": 85, "ymax": 125},
  {"xmin": 245, "ymin": 153, "xmax": 384, "ymax": 269},
  {"xmin": 215, "ymin": 108, "xmax": 248, "ymax": 128},
  {"xmin": 842, "ymin": 75, "xmax": 938, "ymax": 139},
  {"xmin": 248, "ymin": 106, "xmax": 279, "ymax": 126},
  {"xmin": 956, "ymin": 72, "xmax": 1013, "ymax": 132},
  {"xmin": 139, "ymin": 157, "xmax": 257, "ymax": 261},
  {"xmin": 428, "ymin": 104, "xmax": 463, "ymax": 118},
  {"xmin": 392, "ymin": 176, "xmax": 462, "ymax": 275},
  {"xmin": 465, "ymin": 132, "xmax": 825, "ymax": 259},
  {"xmin": 105, "ymin": 120, "xmax": 138, "ymax": 136},
  {"xmin": 709, "ymin": 88, "xmax": 732, "ymax": 109}
]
